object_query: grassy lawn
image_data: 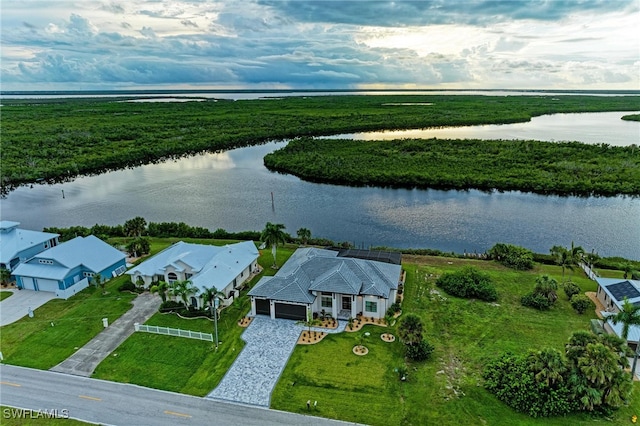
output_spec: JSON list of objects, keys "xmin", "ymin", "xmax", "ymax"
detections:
[
  {"xmin": 0, "ymin": 407, "xmax": 90, "ymax": 425},
  {"xmin": 271, "ymin": 255, "xmax": 639, "ymax": 425},
  {"xmin": 0, "ymin": 291, "xmax": 13, "ymax": 301},
  {"xmin": 0, "ymin": 275, "xmax": 137, "ymax": 369},
  {"xmin": 92, "ymin": 243, "xmax": 298, "ymax": 396}
]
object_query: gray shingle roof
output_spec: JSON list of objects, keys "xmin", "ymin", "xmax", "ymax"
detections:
[{"xmin": 249, "ymin": 248, "xmax": 401, "ymax": 303}]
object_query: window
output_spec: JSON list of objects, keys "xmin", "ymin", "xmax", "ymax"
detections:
[
  {"xmin": 321, "ymin": 296, "xmax": 332, "ymax": 308},
  {"xmin": 83, "ymin": 272, "xmax": 94, "ymax": 278},
  {"xmin": 38, "ymin": 259, "xmax": 53, "ymax": 265},
  {"xmin": 167, "ymin": 272, "xmax": 177, "ymax": 283},
  {"xmin": 365, "ymin": 301, "xmax": 377, "ymax": 313},
  {"xmin": 114, "ymin": 265, "xmax": 126, "ymax": 276}
]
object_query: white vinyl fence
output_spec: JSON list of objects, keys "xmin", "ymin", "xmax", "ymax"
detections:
[{"xmin": 134, "ymin": 323, "xmax": 213, "ymax": 342}]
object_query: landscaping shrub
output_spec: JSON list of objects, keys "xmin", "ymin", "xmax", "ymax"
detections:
[
  {"xmin": 488, "ymin": 243, "xmax": 534, "ymax": 270},
  {"xmin": 570, "ymin": 294, "xmax": 594, "ymax": 314},
  {"xmin": 521, "ymin": 292, "xmax": 552, "ymax": 310},
  {"xmin": 386, "ymin": 303, "xmax": 401, "ymax": 316},
  {"xmin": 159, "ymin": 300, "xmax": 184, "ymax": 312},
  {"xmin": 118, "ymin": 281, "xmax": 137, "ymax": 292},
  {"xmin": 562, "ymin": 282, "xmax": 580, "ymax": 300},
  {"xmin": 405, "ymin": 340, "xmax": 434, "ymax": 361},
  {"xmin": 435, "ymin": 266, "xmax": 498, "ymax": 301}
]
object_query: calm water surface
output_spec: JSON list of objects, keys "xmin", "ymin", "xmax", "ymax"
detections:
[{"xmin": 2, "ymin": 112, "xmax": 638, "ymax": 259}]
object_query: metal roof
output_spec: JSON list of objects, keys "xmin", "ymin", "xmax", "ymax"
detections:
[{"xmin": 0, "ymin": 222, "xmax": 59, "ymax": 265}]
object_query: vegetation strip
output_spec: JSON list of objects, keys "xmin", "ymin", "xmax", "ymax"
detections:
[
  {"xmin": 264, "ymin": 137, "xmax": 640, "ymax": 196},
  {"xmin": 2, "ymin": 95, "xmax": 638, "ymax": 192}
]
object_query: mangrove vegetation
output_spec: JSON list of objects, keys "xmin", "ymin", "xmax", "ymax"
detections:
[
  {"xmin": 2, "ymin": 94, "xmax": 639, "ymax": 193},
  {"xmin": 263, "ymin": 137, "xmax": 640, "ymax": 196}
]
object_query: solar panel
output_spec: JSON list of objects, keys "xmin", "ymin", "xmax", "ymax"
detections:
[{"xmin": 606, "ymin": 281, "xmax": 640, "ymax": 302}]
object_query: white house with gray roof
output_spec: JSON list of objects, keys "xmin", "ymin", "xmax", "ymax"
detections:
[
  {"xmin": 248, "ymin": 248, "xmax": 403, "ymax": 321},
  {"xmin": 126, "ymin": 240, "xmax": 259, "ymax": 308},
  {"xmin": 596, "ymin": 277, "xmax": 640, "ymax": 343},
  {"xmin": 0, "ymin": 221, "xmax": 59, "ymax": 272},
  {"xmin": 12, "ymin": 235, "xmax": 127, "ymax": 299}
]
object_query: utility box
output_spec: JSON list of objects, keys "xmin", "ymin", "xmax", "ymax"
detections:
[{"xmin": 102, "ymin": 318, "xmax": 109, "ymax": 328}]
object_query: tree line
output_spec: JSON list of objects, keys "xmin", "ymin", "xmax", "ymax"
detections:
[{"xmin": 3, "ymin": 94, "xmax": 639, "ymax": 192}]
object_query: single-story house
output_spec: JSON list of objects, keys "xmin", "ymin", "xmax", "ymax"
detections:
[
  {"xmin": 596, "ymin": 277, "xmax": 640, "ymax": 343},
  {"xmin": 0, "ymin": 221, "xmax": 60, "ymax": 271},
  {"xmin": 125, "ymin": 240, "xmax": 259, "ymax": 308},
  {"xmin": 248, "ymin": 247, "xmax": 403, "ymax": 321},
  {"xmin": 12, "ymin": 235, "xmax": 127, "ymax": 299}
]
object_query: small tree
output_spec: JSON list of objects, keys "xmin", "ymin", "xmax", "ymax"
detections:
[
  {"xmin": 604, "ymin": 297, "xmax": 640, "ymax": 341},
  {"xmin": 0, "ymin": 267, "xmax": 12, "ymax": 286},
  {"xmin": 521, "ymin": 275, "xmax": 559, "ymax": 310},
  {"xmin": 92, "ymin": 273, "xmax": 106, "ymax": 294},
  {"xmin": 398, "ymin": 314, "xmax": 423, "ymax": 346},
  {"xmin": 150, "ymin": 280, "xmax": 169, "ymax": 303},
  {"xmin": 562, "ymin": 282, "xmax": 580, "ymax": 300},
  {"xmin": 260, "ymin": 222, "xmax": 288, "ymax": 268},
  {"xmin": 296, "ymin": 227, "xmax": 311, "ymax": 245},
  {"xmin": 170, "ymin": 280, "xmax": 198, "ymax": 309},
  {"xmin": 570, "ymin": 294, "xmax": 594, "ymax": 314},
  {"xmin": 124, "ymin": 216, "xmax": 147, "ymax": 237}
]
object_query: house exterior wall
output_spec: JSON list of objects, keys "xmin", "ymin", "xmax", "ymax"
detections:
[
  {"xmin": 7, "ymin": 237, "xmax": 59, "ymax": 271},
  {"xmin": 596, "ymin": 284, "xmax": 621, "ymax": 313},
  {"xmin": 362, "ymin": 295, "xmax": 386, "ymax": 319}
]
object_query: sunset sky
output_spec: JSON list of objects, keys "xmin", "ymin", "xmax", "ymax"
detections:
[{"xmin": 1, "ymin": 0, "xmax": 638, "ymax": 91}]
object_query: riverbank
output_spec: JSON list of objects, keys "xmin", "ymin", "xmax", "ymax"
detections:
[
  {"xmin": 264, "ymin": 137, "xmax": 640, "ymax": 196},
  {"xmin": 2, "ymin": 94, "xmax": 639, "ymax": 192}
]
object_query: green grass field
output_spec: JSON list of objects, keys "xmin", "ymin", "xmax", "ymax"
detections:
[
  {"xmin": 271, "ymin": 255, "xmax": 640, "ymax": 425},
  {"xmin": 0, "ymin": 291, "xmax": 13, "ymax": 302},
  {"xmin": 0, "ymin": 276, "xmax": 137, "ymax": 369}
]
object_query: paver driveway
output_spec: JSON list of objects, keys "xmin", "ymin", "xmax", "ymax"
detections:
[{"xmin": 207, "ymin": 316, "xmax": 302, "ymax": 406}]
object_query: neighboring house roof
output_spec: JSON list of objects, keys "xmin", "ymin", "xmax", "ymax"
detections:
[
  {"xmin": 0, "ymin": 221, "xmax": 59, "ymax": 265},
  {"xmin": 12, "ymin": 235, "xmax": 125, "ymax": 280},
  {"xmin": 249, "ymin": 247, "xmax": 401, "ymax": 304},
  {"xmin": 126, "ymin": 240, "xmax": 259, "ymax": 292},
  {"xmin": 596, "ymin": 277, "xmax": 640, "ymax": 309},
  {"xmin": 597, "ymin": 278, "xmax": 640, "ymax": 343}
]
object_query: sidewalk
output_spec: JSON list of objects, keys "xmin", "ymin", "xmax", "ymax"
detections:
[{"xmin": 50, "ymin": 292, "xmax": 160, "ymax": 377}]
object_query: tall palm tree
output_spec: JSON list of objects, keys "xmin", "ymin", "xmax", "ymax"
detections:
[
  {"xmin": 296, "ymin": 227, "xmax": 311, "ymax": 245},
  {"xmin": 260, "ymin": 222, "xmax": 287, "ymax": 268},
  {"xmin": 170, "ymin": 279, "xmax": 198, "ymax": 309},
  {"xmin": 200, "ymin": 286, "xmax": 225, "ymax": 315},
  {"xmin": 569, "ymin": 241, "xmax": 585, "ymax": 279},
  {"xmin": 124, "ymin": 216, "xmax": 147, "ymax": 238},
  {"xmin": 150, "ymin": 280, "xmax": 169, "ymax": 303},
  {"xmin": 604, "ymin": 297, "xmax": 640, "ymax": 341},
  {"xmin": 550, "ymin": 245, "xmax": 572, "ymax": 281}
]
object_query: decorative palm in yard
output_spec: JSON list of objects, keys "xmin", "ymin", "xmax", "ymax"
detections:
[
  {"xmin": 150, "ymin": 280, "xmax": 169, "ymax": 303},
  {"xmin": 604, "ymin": 297, "xmax": 640, "ymax": 341},
  {"xmin": 296, "ymin": 227, "xmax": 311, "ymax": 245},
  {"xmin": 170, "ymin": 279, "xmax": 198, "ymax": 309},
  {"xmin": 201, "ymin": 286, "xmax": 225, "ymax": 317},
  {"xmin": 260, "ymin": 222, "xmax": 287, "ymax": 268}
]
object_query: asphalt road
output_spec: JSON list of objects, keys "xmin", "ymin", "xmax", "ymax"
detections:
[{"xmin": 0, "ymin": 365, "xmax": 358, "ymax": 426}]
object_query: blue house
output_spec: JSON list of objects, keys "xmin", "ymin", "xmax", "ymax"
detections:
[
  {"xmin": 0, "ymin": 221, "xmax": 59, "ymax": 271},
  {"xmin": 12, "ymin": 235, "xmax": 127, "ymax": 299}
]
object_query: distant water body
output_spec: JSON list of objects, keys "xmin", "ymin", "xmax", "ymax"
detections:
[{"xmin": 2, "ymin": 89, "xmax": 639, "ymax": 100}]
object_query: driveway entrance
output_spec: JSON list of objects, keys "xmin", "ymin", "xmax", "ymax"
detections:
[{"xmin": 0, "ymin": 289, "xmax": 56, "ymax": 326}]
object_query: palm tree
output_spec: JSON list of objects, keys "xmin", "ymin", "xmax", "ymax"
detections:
[
  {"xmin": 150, "ymin": 280, "xmax": 170, "ymax": 303},
  {"xmin": 260, "ymin": 222, "xmax": 287, "ymax": 268},
  {"xmin": 534, "ymin": 275, "xmax": 559, "ymax": 304},
  {"xmin": 296, "ymin": 227, "xmax": 311, "ymax": 245},
  {"xmin": 604, "ymin": 297, "xmax": 640, "ymax": 341},
  {"xmin": 550, "ymin": 245, "xmax": 572, "ymax": 281},
  {"xmin": 569, "ymin": 241, "xmax": 585, "ymax": 279},
  {"xmin": 170, "ymin": 279, "xmax": 198, "ymax": 309},
  {"xmin": 124, "ymin": 216, "xmax": 147, "ymax": 238},
  {"xmin": 397, "ymin": 313, "xmax": 423, "ymax": 346},
  {"xmin": 200, "ymin": 286, "xmax": 225, "ymax": 315},
  {"xmin": 528, "ymin": 348, "xmax": 567, "ymax": 386}
]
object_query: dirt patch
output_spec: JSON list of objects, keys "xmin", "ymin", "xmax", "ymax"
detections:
[
  {"xmin": 585, "ymin": 292, "xmax": 605, "ymax": 319},
  {"xmin": 352, "ymin": 345, "xmax": 369, "ymax": 356}
]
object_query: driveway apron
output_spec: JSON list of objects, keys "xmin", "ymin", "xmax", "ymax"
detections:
[
  {"xmin": 0, "ymin": 289, "xmax": 57, "ymax": 327},
  {"xmin": 207, "ymin": 316, "xmax": 302, "ymax": 407},
  {"xmin": 50, "ymin": 292, "xmax": 160, "ymax": 377}
]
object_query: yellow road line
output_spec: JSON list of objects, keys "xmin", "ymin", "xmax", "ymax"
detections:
[
  {"xmin": 79, "ymin": 395, "xmax": 101, "ymax": 401},
  {"xmin": 0, "ymin": 381, "xmax": 21, "ymax": 387},
  {"xmin": 164, "ymin": 410, "xmax": 192, "ymax": 418}
]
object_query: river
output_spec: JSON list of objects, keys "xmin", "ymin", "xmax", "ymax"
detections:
[{"xmin": 1, "ymin": 111, "xmax": 638, "ymax": 259}]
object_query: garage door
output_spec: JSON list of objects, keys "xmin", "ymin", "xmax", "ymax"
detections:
[
  {"xmin": 274, "ymin": 303, "xmax": 306, "ymax": 320},
  {"xmin": 36, "ymin": 279, "xmax": 59, "ymax": 293},
  {"xmin": 255, "ymin": 298, "xmax": 270, "ymax": 316},
  {"xmin": 22, "ymin": 277, "xmax": 35, "ymax": 290}
]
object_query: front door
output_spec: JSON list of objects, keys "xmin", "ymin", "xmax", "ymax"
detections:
[{"xmin": 342, "ymin": 296, "xmax": 352, "ymax": 310}]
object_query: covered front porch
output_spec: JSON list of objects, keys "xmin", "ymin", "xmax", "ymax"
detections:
[{"xmin": 315, "ymin": 291, "xmax": 359, "ymax": 320}]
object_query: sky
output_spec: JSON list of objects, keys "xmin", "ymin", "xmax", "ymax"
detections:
[{"xmin": 1, "ymin": 0, "xmax": 639, "ymax": 91}]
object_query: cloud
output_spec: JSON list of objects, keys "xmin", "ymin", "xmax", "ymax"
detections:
[{"xmin": 0, "ymin": 0, "xmax": 638, "ymax": 90}]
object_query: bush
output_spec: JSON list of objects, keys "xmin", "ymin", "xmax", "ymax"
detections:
[
  {"xmin": 435, "ymin": 266, "xmax": 498, "ymax": 301},
  {"xmin": 118, "ymin": 281, "xmax": 137, "ymax": 292},
  {"xmin": 386, "ymin": 302, "xmax": 401, "ymax": 316},
  {"xmin": 405, "ymin": 340, "xmax": 435, "ymax": 361},
  {"xmin": 562, "ymin": 282, "xmax": 580, "ymax": 300},
  {"xmin": 571, "ymin": 294, "xmax": 595, "ymax": 314},
  {"xmin": 159, "ymin": 300, "xmax": 184, "ymax": 312},
  {"xmin": 521, "ymin": 292, "xmax": 552, "ymax": 310},
  {"xmin": 488, "ymin": 243, "xmax": 534, "ymax": 270}
]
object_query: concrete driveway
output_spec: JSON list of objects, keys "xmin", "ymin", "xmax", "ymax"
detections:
[{"xmin": 0, "ymin": 289, "xmax": 57, "ymax": 326}]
